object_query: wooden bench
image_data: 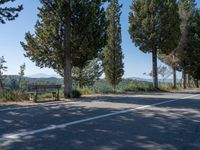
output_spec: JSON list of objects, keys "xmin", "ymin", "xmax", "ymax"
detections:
[{"xmin": 28, "ymin": 84, "xmax": 62, "ymax": 102}]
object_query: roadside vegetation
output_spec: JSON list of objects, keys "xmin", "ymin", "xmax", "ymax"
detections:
[
  {"xmin": 0, "ymin": 0, "xmax": 200, "ymax": 102},
  {"xmin": 0, "ymin": 77, "xmax": 183, "ymax": 102}
]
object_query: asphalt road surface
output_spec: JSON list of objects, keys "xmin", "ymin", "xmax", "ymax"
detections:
[{"xmin": 0, "ymin": 90, "xmax": 200, "ymax": 150}]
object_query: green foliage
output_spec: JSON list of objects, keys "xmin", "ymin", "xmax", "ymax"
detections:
[
  {"xmin": 129, "ymin": 0, "xmax": 180, "ymax": 53},
  {"xmin": 103, "ymin": 0, "xmax": 124, "ymax": 91},
  {"xmin": 73, "ymin": 58, "xmax": 103, "ymax": 88},
  {"xmin": 177, "ymin": 0, "xmax": 196, "ymax": 67},
  {"xmin": 72, "ymin": 90, "xmax": 82, "ymax": 98},
  {"xmin": 78, "ymin": 87, "xmax": 94, "ymax": 95},
  {"xmin": 122, "ymin": 80, "xmax": 154, "ymax": 92},
  {"xmin": 0, "ymin": 56, "xmax": 7, "ymax": 73},
  {"xmin": 18, "ymin": 63, "xmax": 26, "ymax": 89},
  {"xmin": 2, "ymin": 75, "xmax": 63, "ymax": 92},
  {"xmin": 159, "ymin": 83, "xmax": 176, "ymax": 91},
  {"xmin": 181, "ymin": 9, "xmax": 200, "ymax": 81},
  {"xmin": 129, "ymin": 0, "xmax": 181, "ymax": 88},
  {"xmin": 0, "ymin": 56, "xmax": 7, "ymax": 89},
  {"xmin": 21, "ymin": 1, "xmax": 107, "ymax": 73},
  {"xmin": 0, "ymin": 90, "xmax": 29, "ymax": 102},
  {"xmin": 179, "ymin": 0, "xmax": 196, "ymax": 18},
  {"xmin": 21, "ymin": 0, "xmax": 107, "ymax": 97},
  {"xmin": 38, "ymin": 93, "xmax": 55, "ymax": 100},
  {"xmin": 78, "ymin": 79, "xmax": 155, "ymax": 94},
  {"xmin": 0, "ymin": 0, "xmax": 23, "ymax": 24},
  {"xmin": 0, "ymin": 63, "xmax": 27, "ymax": 91},
  {"xmin": 93, "ymin": 79, "xmax": 113, "ymax": 93}
]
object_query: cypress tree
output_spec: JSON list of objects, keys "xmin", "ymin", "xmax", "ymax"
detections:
[
  {"xmin": 182, "ymin": 9, "xmax": 200, "ymax": 88},
  {"xmin": 0, "ymin": 0, "xmax": 23, "ymax": 24},
  {"xmin": 177, "ymin": 0, "xmax": 196, "ymax": 89},
  {"xmin": 129, "ymin": 0, "xmax": 181, "ymax": 89},
  {"xmin": 103, "ymin": 0, "xmax": 124, "ymax": 92},
  {"xmin": 21, "ymin": 0, "xmax": 107, "ymax": 98}
]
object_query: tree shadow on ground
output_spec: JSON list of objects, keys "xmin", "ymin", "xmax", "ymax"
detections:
[{"xmin": 0, "ymin": 92, "xmax": 200, "ymax": 150}]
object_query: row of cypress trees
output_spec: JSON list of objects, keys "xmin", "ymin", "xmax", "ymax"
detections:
[
  {"xmin": 1, "ymin": 0, "xmax": 200, "ymax": 97},
  {"xmin": 129, "ymin": 0, "xmax": 200, "ymax": 89}
]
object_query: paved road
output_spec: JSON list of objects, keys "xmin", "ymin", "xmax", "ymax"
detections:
[{"xmin": 0, "ymin": 90, "xmax": 200, "ymax": 150}]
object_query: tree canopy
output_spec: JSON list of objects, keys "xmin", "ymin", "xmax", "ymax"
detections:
[
  {"xmin": 182, "ymin": 9, "xmax": 200, "ymax": 82},
  {"xmin": 73, "ymin": 58, "xmax": 102, "ymax": 88},
  {"xmin": 0, "ymin": 0, "xmax": 23, "ymax": 24},
  {"xmin": 103, "ymin": 0, "xmax": 124, "ymax": 91},
  {"xmin": 21, "ymin": 0, "xmax": 107, "ymax": 97},
  {"xmin": 129, "ymin": 0, "xmax": 181, "ymax": 88}
]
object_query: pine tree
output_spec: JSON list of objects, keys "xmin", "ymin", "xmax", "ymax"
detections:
[
  {"xmin": 21, "ymin": 0, "xmax": 107, "ymax": 98},
  {"xmin": 129, "ymin": 0, "xmax": 181, "ymax": 89},
  {"xmin": 0, "ymin": 0, "xmax": 23, "ymax": 24},
  {"xmin": 103, "ymin": 0, "xmax": 124, "ymax": 92}
]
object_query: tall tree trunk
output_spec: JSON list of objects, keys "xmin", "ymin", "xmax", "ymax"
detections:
[
  {"xmin": 182, "ymin": 70, "xmax": 186, "ymax": 89},
  {"xmin": 152, "ymin": 49, "xmax": 158, "ymax": 89},
  {"xmin": 64, "ymin": 57, "xmax": 72, "ymax": 98},
  {"xmin": 64, "ymin": 9, "xmax": 72, "ymax": 98},
  {"xmin": 172, "ymin": 65, "xmax": 177, "ymax": 89}
]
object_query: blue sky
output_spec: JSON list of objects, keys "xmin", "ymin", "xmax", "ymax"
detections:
[{"xmin": 0, "ymin": 0, "xmax": 200, "ymax": 78}]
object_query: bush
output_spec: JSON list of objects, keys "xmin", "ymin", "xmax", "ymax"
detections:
[
  {"xmin": 72, "ymin": 90, "xmax": 82, "ymax": 98},
  {"xmin": 159, "ymin": 83, "xmax": 179, "ymax": 91},
  {"xmin": 38, "ymin": 93, "xmax": 54, "ymax": 100},
  {"xmin": 93, "ymin": 80, "xmax": 113, "ymax": 93},
  {"xmin": 78, "ymin": 87, "xmax": 94, "ymax": 95},
  {"xmin": 123, "ymin": 81, "xmax": 154, "ymax": 92},
  {"xmin": 0, "ymin": 90, "xmax": 29, "ymax": 102}
]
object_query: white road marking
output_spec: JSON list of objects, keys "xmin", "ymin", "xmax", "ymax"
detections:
[{"xmin": 0, "ymin": 94, "xmax": 199, "ymax": 142}]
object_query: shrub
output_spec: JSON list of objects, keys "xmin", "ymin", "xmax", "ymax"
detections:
[
  {"xmin": 123, "ymin": 81, "xmax": 154, "ymax": 92},
  {"xmin": 72, "ymin": 90, "xmax": 82, "ymax": 98},
  {"xmin": 160, "ymin": 83, "xmax": 178, "ymax": 91},
  {"xmin": 0, "ymin": 90, "xmax": 29, "ymax": 102},
  {"xmin": 78, "ymin": 87, "xmax": 94, "ymax": 95},
  {"xmin": 38, "ymin": 93, "xmax": 54, "ymax": 100},
  {"xmin": 93, "ymin": 80, "xmax": 113, "ymax": 93}
]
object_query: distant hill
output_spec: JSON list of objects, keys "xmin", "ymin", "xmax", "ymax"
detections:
[
  {"xmin": 127, "ymin": 77, "xmax": 178, "ymax": 83},
  {"xmin": 5, "ymin": 75, "xmax": 63, "ymax": 85},
  {"xmin": 27, "ymin": 73, "xmax": 61, "ymax": 78},
  {"xmin": 25, "ymin": 77, "xmax": 63, "ymax": 85},
  {"xmin": 127, "ymin": 77, "xmax": 153, "ymax": 82}
]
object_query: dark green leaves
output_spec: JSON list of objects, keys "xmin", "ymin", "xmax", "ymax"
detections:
[
  {"xmin": 103, "ymin": 0, "xmax": 124, "ymax": 91},
  {"xmin": 129, "ymin": 0, "xmax": 180, "ymax": 54},
  {"xmin": 0, "ymin": 0, "xmax": 23, "ymax": 24},
  {"xmin": 21, "ymin": 0, "xmax": 107, "ymax": 76}
]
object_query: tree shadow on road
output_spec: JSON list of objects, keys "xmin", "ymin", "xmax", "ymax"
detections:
[{"xmin": 0, "ymin": 92, "xmax": 200, "ymax": 150}]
